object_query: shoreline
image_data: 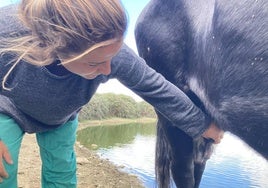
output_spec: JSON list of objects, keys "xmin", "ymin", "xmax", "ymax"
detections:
[{"xmin": 17, "ymin": 118, "xmax": 155, "ymax": 187}]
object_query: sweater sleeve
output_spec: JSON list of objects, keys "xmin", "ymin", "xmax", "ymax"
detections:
[
  {"xmin": 111, "ymin": 44, "xmax": 211, "ymax": 138},
  {"xmin": 0, "ymin": 4, "xmax": 28, "ymax": 38}
]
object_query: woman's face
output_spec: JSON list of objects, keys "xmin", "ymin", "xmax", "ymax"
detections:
[{"xmin": 63, "ymin": 39, "xmax": 123, "ymax": 79}]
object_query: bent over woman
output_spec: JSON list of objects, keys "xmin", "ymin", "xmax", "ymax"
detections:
[{"xmin": 0, "ymin": 0, "xmax": 223, "ymax": 187}]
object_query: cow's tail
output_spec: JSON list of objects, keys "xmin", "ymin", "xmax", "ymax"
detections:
[{"xmin": 155, "ymin": 119, "xmax": 172, "ymax": 188}]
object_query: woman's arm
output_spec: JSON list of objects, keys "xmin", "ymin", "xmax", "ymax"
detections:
[{"xmin": 111, "ymin": 44, "xmax": 212, "ymax": 138}]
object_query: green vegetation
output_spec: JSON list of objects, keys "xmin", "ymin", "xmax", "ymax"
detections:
[
  {"xmin": 78, "ymin": 93, "xmax": 156, "ymax": 121},
  {"xmin": 79, "ymin": 117, "xmax": 156, "ymax": 128}
]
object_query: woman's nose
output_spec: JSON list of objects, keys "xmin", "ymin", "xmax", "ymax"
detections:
[{"xmin": 98, "ymin": 60, "xmax": 111, "ymax": 75}]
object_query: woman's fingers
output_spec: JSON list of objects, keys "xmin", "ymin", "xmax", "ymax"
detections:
[{"xmin": 0, "ymin": 141, "xmax": 13, "ymax": 182}]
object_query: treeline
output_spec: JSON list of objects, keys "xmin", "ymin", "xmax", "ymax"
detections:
[{"xmin": 79, "ymin": 93, "xmax": 156, "ymax": 121}]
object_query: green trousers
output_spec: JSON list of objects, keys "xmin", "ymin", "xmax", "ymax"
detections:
[{"xmin": 0, "ymin": 114, "xmax": 78, "ymax": 188}]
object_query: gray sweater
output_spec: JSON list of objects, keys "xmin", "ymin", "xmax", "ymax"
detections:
[{"xmin": 0, "ymin": 4, "xmax": 210, "ymax": 137}]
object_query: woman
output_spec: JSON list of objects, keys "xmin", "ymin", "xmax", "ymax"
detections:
[{"xmin": 0, "ymin": 0, "xmax": 223, "ymax": 187}]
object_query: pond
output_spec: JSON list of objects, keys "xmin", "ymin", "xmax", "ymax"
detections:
[{"xmin": 77, "ymin": 122, "xmax": 268, "ymax": 188}]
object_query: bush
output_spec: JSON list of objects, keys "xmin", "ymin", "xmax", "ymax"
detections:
[
  {"xmin": 79, "ymin": 94, "xmax": 109, "ymax": 120},
  {"xmin": 137, "ymin": 101, "xmax": 157, "ymax": 118},
  {"xmin": 79, "ymin": 93, "xmax": 156, "ymax": 121}
]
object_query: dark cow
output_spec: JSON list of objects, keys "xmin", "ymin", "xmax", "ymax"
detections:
[{"xmin": 135, "ymin": 0, "xmax": 268, "ymax": 187}]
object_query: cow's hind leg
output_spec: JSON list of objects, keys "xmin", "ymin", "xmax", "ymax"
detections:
[
  {"xmin": 156, "ymin": 112, "xmax": 213, "ymax": 188},
  {"xmin": 156, "ymin": 113, "xmax": 195, "ymax": 188},
  {"xmin": 193, "ymin": 138, "xmax": 214, "ymax": 187}
]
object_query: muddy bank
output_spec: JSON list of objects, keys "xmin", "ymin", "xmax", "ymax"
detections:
[{"xmin": 18, "ymin": 133, "xmax": 144, "ymax": 188}]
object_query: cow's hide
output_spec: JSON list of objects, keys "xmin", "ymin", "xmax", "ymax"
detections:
[{"xmin": 135, "ymin": 0, "xmax": 268, "ymax": 187}]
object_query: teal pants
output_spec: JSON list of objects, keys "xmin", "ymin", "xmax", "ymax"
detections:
[{"xmin": 0, "ymin": 114, "xmax": 78, "ymax": 188}]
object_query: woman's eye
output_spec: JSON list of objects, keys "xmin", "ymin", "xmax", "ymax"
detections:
[
  {"xmin": 87, "ymin": 62, "xmax": 101, "ymax": 67},
  {"xmin": 88, "ymin": 61, "xmax": 106, "ymax": 67}
]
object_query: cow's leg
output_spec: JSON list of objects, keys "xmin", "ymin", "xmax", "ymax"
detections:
[
  {"xmin": 156, "ymin": 112, "xmax": 213, "ymax": 188},
  {"xmin": 193, "ymin": 138, "xmax": 214, "ymax": 187},
  {"xmin": 168, "ymin": 128, "xmax": 195, "ymax": 188},
  {"xmin": 157, "ymin": 113, "xmax": 196, "ymax": 188}
]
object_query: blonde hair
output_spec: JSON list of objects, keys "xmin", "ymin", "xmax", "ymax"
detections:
[{"xmin": 0, "ymin": 0, "xmax": 127, "ymax": 89}]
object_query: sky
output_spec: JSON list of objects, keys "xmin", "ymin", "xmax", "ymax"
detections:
[{"xmin": 0, "ymin": 0, "xmax": 150, "ymax": 101}]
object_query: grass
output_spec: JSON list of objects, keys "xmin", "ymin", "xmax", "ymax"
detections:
[{"xmin": 78, "ymin": 117, "xmax": 157, "ymax": 130}]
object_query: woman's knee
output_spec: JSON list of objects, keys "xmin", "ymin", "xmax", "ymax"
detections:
[
  {"xmin": 36, "ymin": 118, "xmax": 78, "ymax": 187},
  {"xmin": 36, "ymin": 117, "xmax": 78, "ymax": 171}
]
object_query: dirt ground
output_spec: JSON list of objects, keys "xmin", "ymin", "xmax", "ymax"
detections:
[{"xmin": 17, "ymin": 133, "xmax": 144, "ymax": 188}]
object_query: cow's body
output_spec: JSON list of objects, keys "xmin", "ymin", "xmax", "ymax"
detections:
[{"xmin": 135, "ymin": 0, "xmax": 268, "ymax": 187}]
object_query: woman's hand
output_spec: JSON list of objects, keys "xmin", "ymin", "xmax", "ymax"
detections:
[
  {"xmin": 0, "ymin": 140, "xmax": 13, "ymax": 182},
  {"xmin": 202, "ymin": 123, "xmax": 224, "ymax": 144}
]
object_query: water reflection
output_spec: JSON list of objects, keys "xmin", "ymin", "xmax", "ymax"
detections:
[
  {"xmin": 98, "ymin": 135, "xmax": 156, "ymax": 188},
  {"xmin": 77, "ymin": 122, "xmax": 156, "ymax": 149},
  {"xmin": 77, "ymin": 123, "xmax": 268, "ymax": 188},
  {"xmin": 201, "ymin": 133, "xmax": 268, "ymax": 188}
]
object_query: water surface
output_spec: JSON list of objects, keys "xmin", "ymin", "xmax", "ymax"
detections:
[{"xmin": 77, "ymin": 123, "xmax": 268, "ymax": 188}]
